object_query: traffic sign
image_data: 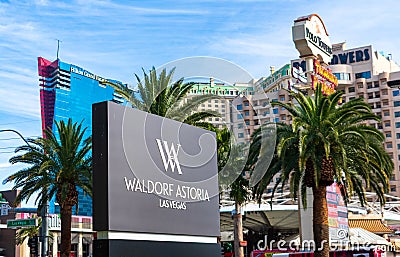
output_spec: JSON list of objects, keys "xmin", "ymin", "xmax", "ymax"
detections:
[{"xmin": 7, "ymin": 218, "xmax": 37, "ymax": 228}]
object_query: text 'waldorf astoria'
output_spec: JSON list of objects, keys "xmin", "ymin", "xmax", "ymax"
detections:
[{"xmin": 123, "ymin": 177, "xmax": 210, "ymax": 201}]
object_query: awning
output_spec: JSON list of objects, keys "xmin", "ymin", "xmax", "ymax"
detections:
[
  {"xmin": 349, "ymin": 219, "xmax": 393, "ymax": 234},
  {"xmin": 349, "ymin": 228, "xmax": 391, "ymax": 245},
  {"xmin": 220, "ymin": 203, "xmax": 299, "ymax": 232}
]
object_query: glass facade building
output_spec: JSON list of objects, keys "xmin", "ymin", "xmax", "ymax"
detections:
[{"xmin": 38, "ymin": 57, "xmax": 125, "ymax": 216}]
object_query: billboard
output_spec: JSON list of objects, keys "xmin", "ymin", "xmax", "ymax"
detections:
[
  {"xmin": 292, "ymin": 14, "xmax": 332, "ymax": 64},
  {"xmin": 326, "ymin": 183, "xmax": 349, "ymax": 242},
  {"xmin": 92, "ymin": 101, "xmax": 220, "ymax": 237}
]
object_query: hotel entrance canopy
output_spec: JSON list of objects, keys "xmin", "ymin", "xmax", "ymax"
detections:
[{"xmin": 220, "ymin": 203, "xmax": 299, "ymax": 233}]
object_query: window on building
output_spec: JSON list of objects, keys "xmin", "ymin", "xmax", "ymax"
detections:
[
  {"xmin": 375, "ymin": 92, "xmax": 380, "ymax": 98},
  {"xmin": 395, "ymin": 111, "xmax": 400, "ymax": 118},
  {"xmin": 355, "ymin": 71, "xmax": 371, "ymax": 79},
  {"xmin": 384, "ymin": 111, "xmax": 390, "ymax": 117},
  {"xmin": 391, "ymin": 185, "xmax": 397, "ymax": 192},
  {"xmin": 385, "ymin": 121, "xmax": 391, "ymax": 127},
  {"xmin": 383, "ymin": 100, "xmax": 389, "ymax": 106},
  {"xmin": 274, "ymin": 117, "xmax": 280, "ymax": 122},
  {"xmin": 333, "ymin": 73, "xmax": 351, "ymax": 80},
  {"xmin": 262, "ymin": 101, "xmax": 268, "ymax": 107},
  {"xmin": 245, "ymin": 120, "xmax": 250, "ymax": 125},
  {"xmin": 279, "ymin": 95, "xmax": 285, "ymax": 101},
  {"xmin": 396, "ymin": 122, "xmax": 400, "ymax": 128},
  {"xmin": 367, "ymin": 82, "xmax": 372, "ymax": 89},
  {"xmin": 237, "ymin": 104, "xmax": 243, "ymax": 110},
  {"xmin": 208, "ymin": 104, "xmax": 212, "ymax": 107},
  {"xmin": 245, "ymin": 111, "xmax": 250, "ymax": 116},
  {"xmin": 374, "ymin": 81, "xmax": 379, "ymax": 87},
  {"xmin": 386, "ymin": 132, "xmax": 392, "ymax": 138},
  {"xmin": 368, "ymin": 93, "xmax": 373, "ymax": 99},
  {"xmin": 273, "ymin": 108, "xmax": 279, "ymax": 114},
  {"xmin": 357, "ymin": 83, "xmax": 364, "ymax": 88},
  {"xmin": 394, "ymin": 90, "xmax": 400, "ymax": 97},
  {"xmin": 382, "ymin": 89, "xmax": 388, "ymax": 95},
  {"xmin": 238, "ymin": 123, "xmax": 244, "ymax": 129},
  {"xmin": 238, "ymin": 133, "xmax": 244, "ymax": 138},
  {"xmin": 237, "ymin": 114, "xmax": 243, "ymax": 119},
  {"xmin": 396, "ymin": 133, "xmax": 400, "ymax": 139},
  {"xmin": 244, "ymin": 101, "xmax": 250, "ymax": 106},
  {"xmin": 376, "ymin": 103, "xmax": 381, "ymax": 108},
  {"xmin": 395, "ymin": 101, "xmax": 400, "ymax": 107},
  {"xmin": 358, "ymin": 94, "xmax": 364, "ymax": 99},
  {"xmin": 387, "ymin": 142, "xmax": 393, "ymax": 148},
  {"xmin": 348, "ymin": 87, "xmax": 355, "ymax": 93}
]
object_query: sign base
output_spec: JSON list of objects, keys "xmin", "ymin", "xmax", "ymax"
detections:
[{"xmin": 93, "ymin": 239, "xmax": 221, "ymax": 257}]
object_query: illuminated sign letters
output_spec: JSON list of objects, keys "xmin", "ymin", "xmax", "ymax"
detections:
[
  {"xmin": 70, "ymin": 65, "xmax": 107, "ymax": 83},
  {"xmin": 312, "ymin": 59, "xmax": 338, "ymax": 95}
]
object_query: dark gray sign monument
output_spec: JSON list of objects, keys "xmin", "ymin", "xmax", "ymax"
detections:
[{"xmin": 92, "ymin": 101, "xmax": 220, "ymax": 257}]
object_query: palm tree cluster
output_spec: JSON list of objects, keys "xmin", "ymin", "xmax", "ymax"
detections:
[{"xmin": 251, "ymin": 85, "xmax": 393, "ymax": 257}]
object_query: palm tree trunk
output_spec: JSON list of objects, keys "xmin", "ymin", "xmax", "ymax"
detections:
[
  {"xmin": 60, "ymin": 204, "xmax": 73, "ymax": 257},
  {"xmin": 312, "ymin": 185, "xmax": 329, "ymax": 257},
  {"xmin": 233, "ymin": 202, "xmax": 244, "ymax": 257}
]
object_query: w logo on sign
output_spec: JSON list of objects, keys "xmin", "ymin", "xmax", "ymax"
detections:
[{"xmin": 155, "ymin": 139, "xmax": 182, "ymax": 175}]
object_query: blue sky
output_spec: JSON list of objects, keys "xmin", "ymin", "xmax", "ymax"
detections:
[{"xmin": 0, "ymin": 0, "xmax": 399, "ymax": 205}]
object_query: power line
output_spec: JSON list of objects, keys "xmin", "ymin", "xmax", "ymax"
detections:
[
  {"xmin": 0, "ymin": 119, "xmax": 39, "ymax": 126},
  {"xmin": 0, "ymin": 136, "xmax": 39, "ymax": 141}
]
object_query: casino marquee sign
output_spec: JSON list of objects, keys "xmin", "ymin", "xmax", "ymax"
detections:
[{"xmin": 92, "ymin": 102, "xmax": 220, "ymax": 257}]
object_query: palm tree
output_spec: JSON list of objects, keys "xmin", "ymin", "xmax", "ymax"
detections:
[
  {"xmin": 5, "ymin": 119, "xmax": 92, "ymax": 257},
  {"xmin": 214, "ymin": 126, "xmax": 250, "ymax": 257},
  {"xmin": 103, "ymin": 67, "xmax": 219, "ymax": 127},
  {"xmin": 230, "ymin": 175, "xmax": 250, "ymax": 257},
  {"xmin": 253, "ymin": 85, "xmax": 392, "ymax": 257}
]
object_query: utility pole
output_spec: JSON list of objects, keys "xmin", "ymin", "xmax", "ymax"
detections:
[{"xmin": 41, "ymin": 199, "xmax": 49, "ymax": 257}]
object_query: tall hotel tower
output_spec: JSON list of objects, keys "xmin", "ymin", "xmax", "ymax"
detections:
[{"xmin": 38, "ymin": 57, "xmax": 125, "ymax": 216}]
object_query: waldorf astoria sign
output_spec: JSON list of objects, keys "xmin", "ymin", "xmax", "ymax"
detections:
[{"xmin": 92, "ymin": 101, "xmax": 220, "ymax": 257}]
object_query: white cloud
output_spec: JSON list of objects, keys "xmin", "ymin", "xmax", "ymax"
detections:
[{"xmin": 0, "ymin": 163, "xmax": 11, "ymax": 169}]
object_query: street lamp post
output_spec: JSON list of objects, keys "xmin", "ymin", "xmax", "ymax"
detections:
[{"xmin": 0, "ymin": 129, "xmax": 49, "ymax": 257}]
